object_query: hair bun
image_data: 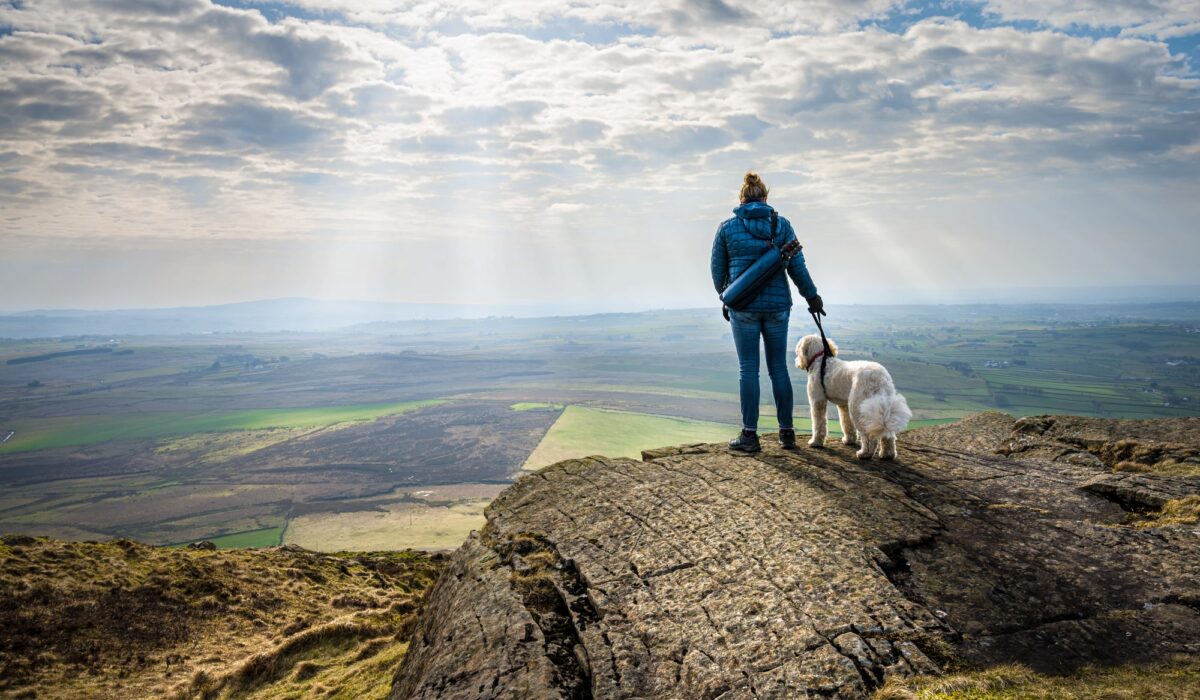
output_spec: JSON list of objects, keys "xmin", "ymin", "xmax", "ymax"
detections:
[{"xmin": 740, "ymin": 171, "xmax": 769, "ymax": 202}]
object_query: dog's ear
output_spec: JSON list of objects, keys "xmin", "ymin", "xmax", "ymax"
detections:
[
  {"xmin": 796, "ymin": 335, "xmax": 814, "ymax": 369},
  {"xmin": 826, "ymin": 338, "xmax": 838, "ymax": 357}
]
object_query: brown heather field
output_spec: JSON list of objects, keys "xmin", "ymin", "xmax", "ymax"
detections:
[{"xmin": 0, "ymin": 535, "xmax": 442, "ymax": 700}]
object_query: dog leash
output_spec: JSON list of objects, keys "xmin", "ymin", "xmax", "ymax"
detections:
[{"xmin": 810, "ymin": 309, "xmax": 832, "ymax": 396}]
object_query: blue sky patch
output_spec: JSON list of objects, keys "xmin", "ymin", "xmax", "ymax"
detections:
[
  {"xmin": 864, "ymin": 0, "xmax": 1113, "ymax": 38},
  {"xmin": 212, "ymin": 0, "xmax": 346, "ymax": 25}
]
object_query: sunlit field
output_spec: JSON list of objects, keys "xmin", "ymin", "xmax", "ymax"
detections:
[
  {"xmin": 522, "ymin": 406, "xmax": 743, "ymax": 469},
  {"xmin": 285, "ymin": 498, "xmax": 493, "ymax": 552}
]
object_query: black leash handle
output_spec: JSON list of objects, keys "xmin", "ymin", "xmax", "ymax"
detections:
[{"xmin": 811, "ymin": 310, "xmax": 831, "ymax": 396}]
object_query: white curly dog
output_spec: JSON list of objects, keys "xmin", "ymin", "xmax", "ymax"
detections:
[{"xmin": 795, "ymin": 334, "xmax": 912, "ymax": 460}]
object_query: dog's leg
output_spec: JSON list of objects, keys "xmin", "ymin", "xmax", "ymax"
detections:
[
  {"xmin": 808, "ymin": 384, "xmax": 827, "ymax": 448},
  {"xmin": 880, "ymin": 434, "xmax": 897, "ymax": 460},
  {"xmin": 837, "ymin": 404, "xmax": 858, "ymax": 446},
  {"xmin": 856, "ymin": 435, "xmax": 876, "ymax": 460}
]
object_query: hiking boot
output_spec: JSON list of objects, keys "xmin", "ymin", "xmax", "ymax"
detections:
[
  {"xmin": 728, "ymin": 430, "xmax": 761, "ymax": 453},
  {"xmin": 779, "ymin": 428, "xmax": 797, "ymax": 450}
]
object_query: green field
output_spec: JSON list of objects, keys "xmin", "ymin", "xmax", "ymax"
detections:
[
  {"xmin": 196, "ymin": 526, "xmax": 284, "ymax": 549},
  {"xmin": 522, "ymin": 406, "xmax": 734, "ymax": 469},
  {"xmin": 510, "ymin": 402, "xmax": 565, "ymax": 411},
  {"xmin": 0, "ymin": 399, "xmax": 444, "ymax": 453},
  {"xmin": 522, "ymin": 406, "xmax": 960, "ymax": 470}
]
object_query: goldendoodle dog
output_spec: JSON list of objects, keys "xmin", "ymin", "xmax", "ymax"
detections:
[{"xmin": 795, "ymin": 334, "xmax": 912, "ymax": 459}]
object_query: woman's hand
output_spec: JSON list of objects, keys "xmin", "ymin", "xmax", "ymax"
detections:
[{"xmin": 806, "ymin": 294, "xmax": 825, "ymax": 316}]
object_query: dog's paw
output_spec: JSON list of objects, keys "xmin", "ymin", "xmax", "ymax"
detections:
[
  {"xmin": 841, "ymin": 436, "xmax": 859, "ymax": 447},
  {"xmin": 807, "ymin": 438, "xmax": 825, "ymax": 448},
  {"xmin": 879, "ymin": 452, "xmax": 896, "ymax": 461},
  {"xmin": 855, "ymin": 449, "xmax": 872, "ymax": 460}
]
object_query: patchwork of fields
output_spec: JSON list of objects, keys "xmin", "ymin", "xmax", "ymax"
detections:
[
  {"xmin": 0, "ymin": 399, "xmax": 443, "ymax": 453},
  {"xmin": 0, "ymin": 303, "xmax": 1196, "ymax": 551}
]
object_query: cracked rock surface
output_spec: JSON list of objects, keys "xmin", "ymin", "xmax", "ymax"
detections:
[{"xmin": 392, "ymin": 416, "xmax": 1200, "ymax": 699}]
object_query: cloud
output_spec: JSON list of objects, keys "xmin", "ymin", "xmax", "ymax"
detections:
[
  {"xmin": 180, "ymin": 97, "xmax": 337, "ymax": 153},
  {"xmin": 437, "ymin": 101, "xmax": 547, "ymax": 136},
  {"xmin": 983, "ymin": 1, "xmax": 1200, "ymax": 37},
  {"xmin": 187, "ymin": 6, "xmax": 378, "ymax": 100},
  {"xmin": 0, "ymin": 75, "xmax": 113, "ymax": 135},
  {"xmin": 559, "ymin": 118, "xmax": 609, "ymax": 143},
  {"xmin": 1, "ymin": 0, "xmax": 1198, "ymax": 310},
  {"xmin": 724, "ymin": 114, "xmax": 771, "ymax": 142},
  {"xmin": 0, "ymin": 176, "xmax": 31, "ymax": 194},
  {"xmin": 93, "ymin": 0, "xmax": 207, "ymax": 16},
  {"xmin": 623, "ymin": 124, "xmax": 735, "ymax": 157},
  {"xmin": 56, "ymin": 141, "xmax": 245, "ymax": 168},
  {"xmin": 393, "ymin": 134, "xmax": 482, "ymax": 155},
  {"xmin": 326, "ymin": 82, "xmax": 430, "ymax": 121}
]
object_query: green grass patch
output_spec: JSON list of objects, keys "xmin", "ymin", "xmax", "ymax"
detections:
[
  {"xmin": 522, "ymin": 407, "xmax": 958, "ymax": 470},
  {"xmin": 199, "ymin": 526, "xmax": 285, "ymax": 549},
  {"xmin": 0, "ymin": 399, "xmax": 445, "ymax": 454},
  {"xmin": 522, "ymin": 406, "xmax": 736, "ymax": 469},
  {"xmin": 510, "ymin": 402, "xmax": 565, "ymax": 411}
]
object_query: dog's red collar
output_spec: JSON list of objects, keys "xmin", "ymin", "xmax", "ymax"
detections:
[{"xmin": 806, "ymin": 350, "xmax": 826, "ymax": 371}]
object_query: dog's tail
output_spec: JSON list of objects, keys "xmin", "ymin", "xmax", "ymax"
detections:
[{"xmin": 857, "ymin": 392, "xmax": 912, "ymax": 437}]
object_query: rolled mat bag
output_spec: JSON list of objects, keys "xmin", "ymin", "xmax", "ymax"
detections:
[{"xmin": 719, "ymin": 212, "xmax": 800, "ymax": 311}]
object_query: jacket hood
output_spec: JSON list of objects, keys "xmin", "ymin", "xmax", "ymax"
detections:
[{"xmin": 733, "ymin": 201, "xmax": 774, "ymax": 219}]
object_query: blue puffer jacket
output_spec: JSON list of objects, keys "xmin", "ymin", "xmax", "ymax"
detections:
[{"xmin": 710, "ymin": 201, "xmax": 818, "ymax": 312}]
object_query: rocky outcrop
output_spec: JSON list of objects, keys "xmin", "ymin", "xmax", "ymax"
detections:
[
  {"xmin": 972, "ymin": 413, "xmax": 1198, "ymax": 475},
  {"xmin": 392, "ymin": 416, "xmax": 1200, "ymax": 699},
  {"xmin": 913, "ymin": 412, "xmax": 1200, "ymax": 511}
]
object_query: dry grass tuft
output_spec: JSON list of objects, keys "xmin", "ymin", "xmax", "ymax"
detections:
[
  {"xmin": 873, "ymin": 658, "xmax": 1200, "ymax": 699},
  {"xmin": 1150, "ymin": 495, "xmax": 1200, "ymax": 526},
  {"xmin": 1103, "ymin": 439, "xmax": 1200, "ymax": 477},
  {"xmin": 1135, "ymin": 495, "xmax": 1200, "ymax": 529}
]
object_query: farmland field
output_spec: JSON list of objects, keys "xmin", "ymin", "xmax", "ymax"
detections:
[
  {"xmin": 522, "ymin": 406, "xmax": 958, "ymax": 470},
  {"xmin": 1, "ymin": 302, "xmax": 1196, "ymax": 551},
  {"xmin": 200, "ymin": 526, "xmax": 285, "ymax": 549},
  {"xmin": 522, "ymin": 406, "xmax": 744, "ymax": 469},
  {"xmin": 285, "ymin": 499, "xmax": 493, "ymax": 552},
  {"xmin": 0, "ymin": 399, "xmax": 444, "ymax": 453}
]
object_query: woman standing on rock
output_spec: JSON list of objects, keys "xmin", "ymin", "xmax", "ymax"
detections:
[{"xmin": 711, "ymin": 172, "xmax": 824, "ymax": 453}]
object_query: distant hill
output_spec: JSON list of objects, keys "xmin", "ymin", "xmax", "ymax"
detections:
[
  {"xmin": 0, "ymin": 298, "xmax": 661, "ymax": 337},
  {"xmin": 0, "ymin": 298, "xmax": 540, "ymax": 337},
  {"xmin": 2, "ymin": 293, "xmax": 1198, "ymax": 338}
]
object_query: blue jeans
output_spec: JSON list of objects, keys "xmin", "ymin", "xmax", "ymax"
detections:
[{"xmin": 730, "ymin": 309, "xmax": 794, "ymax": 432}]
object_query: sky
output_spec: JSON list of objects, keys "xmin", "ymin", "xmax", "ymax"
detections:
[{"xmin": 0, "ymin": 0, "xmax": 1198, "ymax": 312}]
